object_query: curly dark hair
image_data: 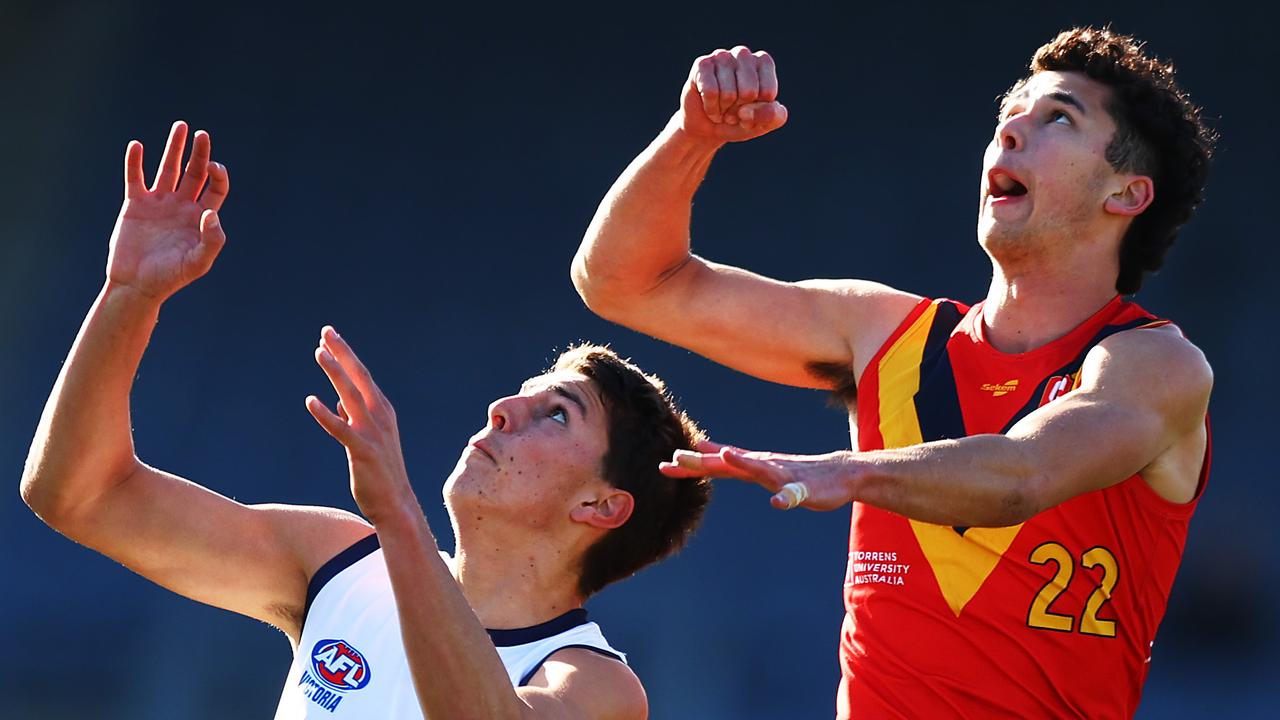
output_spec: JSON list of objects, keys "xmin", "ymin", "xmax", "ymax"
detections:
[
  {"xmin": 1009, "ymin": 27, "xmax": 1216, "ymax": 294},
  {"xmin": 550, "ymin": 344, "xmax": 711, "ymax": 597}
]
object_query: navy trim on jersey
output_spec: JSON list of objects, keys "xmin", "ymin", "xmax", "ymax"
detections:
[
  {"xmin": 303, "ymin": 532, "xmax": 380, "ymax": 631},
  {"xmin": 517, "ymin": 644, "xmax": 626, "ymax": 686},
  {"xmin": 302, "ymin": 535, "xmax": 599, "ymax": 654},
  {"xmin": 914, "ymin": 301, "xmax": 968, "ymax": 444},
  {"xmin": 488, "ymin": 608, "xmax": 590, "ymax": 647},
  {"xmin": 997, "ymin": 314, "xmax": 1158, "ymax": 435}
]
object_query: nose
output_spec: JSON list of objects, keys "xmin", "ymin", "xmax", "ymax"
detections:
[
  {"xmin": 995, "ymin": 113, "xmax": 1026, "ymax": 152},
  {"xmin": 487, "ymin": 394, "xmax": 528, "ymax": 432}
]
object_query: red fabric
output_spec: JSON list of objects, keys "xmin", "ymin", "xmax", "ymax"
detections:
[{"xmin": 840, "ymin": 297, "xmax": 1206, "ymax": 720}]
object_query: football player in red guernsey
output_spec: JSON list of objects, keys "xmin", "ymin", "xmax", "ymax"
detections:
[{"xmin": 573, "ymin": 27, "xmax": 1214, "ymax": 719}]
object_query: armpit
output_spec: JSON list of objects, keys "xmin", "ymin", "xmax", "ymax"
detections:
[{"xmin": 806, "ymin": 359, "xmax": 858, "ymax": 406}]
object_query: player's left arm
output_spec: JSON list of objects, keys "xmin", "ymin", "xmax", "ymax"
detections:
[
  {"xmin": 664, "ymin": 326, "xmax": 1212, "ymax": 527},
  {"xmin": 305, "ymin": 327, "xmax": 646, "ymax": 720}
]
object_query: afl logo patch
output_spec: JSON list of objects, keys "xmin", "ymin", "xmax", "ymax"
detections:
[{"xmin": 310, "ymin": 639, "xmax": 372, "ymax": 692}]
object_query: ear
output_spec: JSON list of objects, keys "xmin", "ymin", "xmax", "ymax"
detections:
[
  {"xmin": 569, "ymin": 489, "xmax": 634, "ymax": 530},
  {"xmin": 1104, "ymin": 175, "xmax": 1154, "ymax": 217}
]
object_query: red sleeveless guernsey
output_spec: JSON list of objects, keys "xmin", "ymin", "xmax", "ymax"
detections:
[{"xmin": 841, "ymin": 296, "xmax": 1208, "ymax": 720}]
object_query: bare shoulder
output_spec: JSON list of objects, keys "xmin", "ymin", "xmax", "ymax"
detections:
[
  {"xmin": 253, "ymin": 503, "xmax": 373, "ymax": 639},
  {"xmin": 1081, "ymin": 324, "xmax": 1212, "ymax": 503},
  {"xmin": 1087, "ymin": 324, "xmax": 1213, "ymax": 410},
  {"xmin": 1077, "ymin": 324, "xmax": 1212, "ymax": 493},
  {"xmin": 521, "ymin": 647, "xmax": 647, "ymax": 719},
  {"xmin": 256, "ymin": 503, "xmax": 374, "ymax": 578},
  {"xmin": 794, "ymin": 278, "xmax": 924, "ymax": 383}
]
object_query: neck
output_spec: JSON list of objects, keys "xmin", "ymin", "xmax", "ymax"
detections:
[
  {"xmin": 450, "ymin": 528, "xmax": 587, "ymax": 630},
  {"xmin": 982, "ymin": 256, "xmax": 1118, "ymax": 353}
]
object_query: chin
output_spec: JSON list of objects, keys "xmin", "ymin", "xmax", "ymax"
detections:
[
  {"xmin": 442, "ymin": 463, "xmax": 483, "ymax": 507},
  {"xmin": 444, "ymin": 466, "xmax": 510, "ymax": 520},
  {"xmin": 979, "ymin": 220, "xmax": 1035, "ymax": 259},
  {"xmin": 978, "ymin": 223, "xmax": 1012, "ymax": 253}
]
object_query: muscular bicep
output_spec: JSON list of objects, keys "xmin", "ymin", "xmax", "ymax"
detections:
[
  {"xmin": 1006, "ymin": 327, "xmax": 1213, "ymax": 512},
  {"xmin": 517, "ymin": 649, "xmax": 647, "ymax": 720},
  {"xmin": 60, "ymin": 463, "xmax": 372, "ymax": 641},
  {"xmin": 598, "ymin": 254, "xmax": 922, "ymax": 389}
]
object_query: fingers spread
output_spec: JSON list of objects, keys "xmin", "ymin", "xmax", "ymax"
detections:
[
  {"xmin": 177, "ymin": 130, "xmax": 211, "ymax": 201},
  {"xmin": 659, "ymin": 461, "xmax": 706, "ymax": 479},
  {"xmin": 720, "ymin": 448, "xmax": 788, "ymax": 490},
  {"xmin": 200, "ymin": 162, "xmax": 230, "ymax": 211},
  {"xmin": 320, "ymin": 326, "xmax": 386, "ymax": 412},
  {"xmin": 151, "ymin": 120, "xmax": 189, "ymax": 193},
  {"xmin": 315, "ymin": 345, "xmax": 370, "ymax": 426},
  {"xmin": 124, "ymin": 140, "xmax": 147, "ymax": 198},
  {"xmin": 190, "ymin": 210, "xmax": 226, "ymax": 276},
  {"xmin": 670, "ymin": 449, "xmax": 752, "ymax": 480},
  {"xmin": 671, "ymin": 449, "xmax": 714, "ymax": 473},
  {"xmin": 307, "ymin": 395, "xmax": 353, "ymax": 443}
]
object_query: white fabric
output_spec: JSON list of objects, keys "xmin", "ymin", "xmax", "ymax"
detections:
[{"xmin": 273, "ymin": 541, "xmax": 623, "ymax": 719}]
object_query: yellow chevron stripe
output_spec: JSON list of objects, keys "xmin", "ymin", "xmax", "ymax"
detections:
[
  {"xmin": 876, "ymin": 302, "xmax": 1023, "ymax": 617},
  {"xmin": 876, "ymin": 302, "xmax": 937, "ymax": 448}
]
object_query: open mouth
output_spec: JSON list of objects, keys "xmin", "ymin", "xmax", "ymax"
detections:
[{"xmin": 987, "ymin": 168, "xmax": 1028, "ymax": 199}]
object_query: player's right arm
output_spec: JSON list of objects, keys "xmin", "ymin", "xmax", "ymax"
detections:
[
  {"xmin": 572, "ymin": 47, "xmax": 922, "ymax": 390},
  {"xmin": 19, "ymin": 122, "xmax": 370, "ymax": 643}
]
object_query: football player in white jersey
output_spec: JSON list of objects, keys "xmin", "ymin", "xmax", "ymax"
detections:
[{"xmin": 21, "ymin": 121, "xmax": 711, "ymax": 719}]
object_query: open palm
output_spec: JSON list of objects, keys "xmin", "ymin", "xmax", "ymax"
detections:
[{"xmin": 106, "ymin": 121, "xmax": 230, "ymax": 300}]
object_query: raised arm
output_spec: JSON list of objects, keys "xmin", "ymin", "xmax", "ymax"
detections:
[
  {"xmin": 663, "ymin": 325, "xmax": 1212, "ymax": 526},
  {"xmin": 572, "ymin": 47, "xmax": 921, "ymax": 389},
  {"xmin": 20, "ymin": 122, "xmax": 369, "ymax": 643}
]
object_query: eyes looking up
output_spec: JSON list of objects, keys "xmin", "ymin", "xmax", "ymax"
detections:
[{"xmin": 997, "ymin": 103, "xmax": 1075, "ymax": 127}]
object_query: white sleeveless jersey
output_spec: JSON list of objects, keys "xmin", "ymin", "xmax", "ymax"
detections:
[{"xmin": 274, "ymin": 534, "xmax": 625, "ymax": 719}]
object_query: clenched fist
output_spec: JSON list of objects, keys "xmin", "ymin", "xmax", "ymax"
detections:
[{"xmin": 678, "ymin": 46, "xmax": 788, "ymax": 143}]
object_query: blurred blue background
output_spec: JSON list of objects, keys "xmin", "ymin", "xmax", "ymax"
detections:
[{"xmin": 4, "ymin": 1, "xmax": 1275, "ymax": 717}]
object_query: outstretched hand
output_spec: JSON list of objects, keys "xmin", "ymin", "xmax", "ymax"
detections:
[
  {"xmin": 677, "ymin": 46, "xmax": 788, "ymax": 143},
  {"xmin": 306, "ymin": 327, "xmax": 417, "ymax": 524},
  {"xmin": 660, "ymin": 440, "xmax": 858, "ymax": 511},
  {"xmin": 106, "ymin": 120, "xmax": 231, "ymax": 301}
]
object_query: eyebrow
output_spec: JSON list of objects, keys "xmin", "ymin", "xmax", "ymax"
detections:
[
  {"xmin": 1001, "ymin": 89, "xmax": 1088, "ymax": 117},
  {"xmin": 1047, "ymin": 91, "xmax": 1087, "ymax": 115},
  {"xmin": 552, "ymin": 385, "xmax": 588, "ymax": 418}
]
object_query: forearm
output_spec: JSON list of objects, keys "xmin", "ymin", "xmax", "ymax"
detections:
[
  {"xmin": 852, "ymin": 435, "xmax": 1043, "ymax": 527},
  {"xmin": 375, "ymin": 506, "xmax": 526, "ymax": 720},
  {"xmin": 572, "ymin": 119, "xmax": 722, "ymax": 308},
  {"xmin": 21, "ymin": 281, "xmax": 162, "ymax": 524}
]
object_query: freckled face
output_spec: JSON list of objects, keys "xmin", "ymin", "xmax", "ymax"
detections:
[
  {"xmin": 978, "ymin": 71, "xmax": 1122, "ymax": 261},
  {"xmin": 444, "ymin": 371, "xmax": 610, "ymax": 530}
]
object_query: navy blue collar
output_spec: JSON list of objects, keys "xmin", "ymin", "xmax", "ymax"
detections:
[
  {"xmin": 487, "ymin": 608, "xmax": 590, "ymax": 647},
  {"xmin": 304, "ymin": 533, "xmax": 590, "ymax": 646}
]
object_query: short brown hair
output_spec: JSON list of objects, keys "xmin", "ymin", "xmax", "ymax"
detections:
[
  {"xmin": 1010, "ymin": 27, "xmax": 1216, "ymax": 294},
  {"xmin": 551, "ymin": 344, "xmax": 711, "ymax": 597}
]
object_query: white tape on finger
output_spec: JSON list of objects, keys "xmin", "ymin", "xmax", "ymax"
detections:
[{"xmin": 779, "ymin": 481, "xmax": 809, "ymax": 509}]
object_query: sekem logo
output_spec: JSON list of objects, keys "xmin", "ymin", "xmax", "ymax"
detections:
[
  {"xmin": 979, "ymin": 379, "xmax": 1020, "ymax": 397},
  {"xmin": 310, "ymin": 639, "xmax": 373, "ymax": 692}
]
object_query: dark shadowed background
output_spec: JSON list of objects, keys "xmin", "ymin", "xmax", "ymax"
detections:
[{"xmin": 4, "ymin": 1, "xmax": 1276, "ymax": 717}]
